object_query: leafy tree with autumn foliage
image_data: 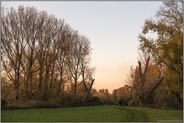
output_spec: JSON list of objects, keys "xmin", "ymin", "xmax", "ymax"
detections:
[
  {"xmin": 121, "ymin": 1, "xmax": 183, "ymax": 108},
  {"xmin": 138, "ymin": 1, "xmax": 183, "ymax": 107}
]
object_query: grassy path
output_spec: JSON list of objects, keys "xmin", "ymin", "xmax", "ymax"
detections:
[
  {"xmin": 121, "ymin": 106, "xmax": 148, "ymax": 122},
  {"xmin": 2, "ymin": 105, "xmax": 183, "ymax": 122}
]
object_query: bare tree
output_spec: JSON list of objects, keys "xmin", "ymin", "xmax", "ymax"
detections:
[
  {"xmin": 23, "ymin": 7, "xmax": 40, "ymax": 99},
  {"xmin": 1, "ymin": 6, "xmax": 28, "ymax": 100},
  {"xmin": 36, "ymin": 11, "xmax": 48, "ymax": 98},
  {"xmin": 137, "ymin": 55, "xmax": 150, "ymax": 106},
  {"xmin": 81, "ymin": 65, "xmax": 95, "ymax": 102},
  {"xmin": 41, "ymin": 15, "xmax": 59, "ymax": 101},
  {"xmin": 55, "ymin": 24, "xmax": 71, "ymax": 96},
  {"xmin": 67, "ymin": 32, "xmax": 87, "ymax": 95}
]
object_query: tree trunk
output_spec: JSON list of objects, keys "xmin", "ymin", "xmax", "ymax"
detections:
[
  {"xmin": 43, "ymin": 67, "xmax": 50, "ymax": 101},
  {"xmin": 85, "ymin": 91, "xmax": 90, "ymax": 103},
  {"xmin": 57, "ymin": 70, "xmax": 63, "ymax": 96},
  {"xmin": 48, "ymin": 63, "xmax": 55, "ymax": 98},
  {"xmin": 147, "ymin": 76, "xmax": 164, "ymax": 103},
  {"xmin": 26, "ymin": 60, "xmax": 33, "ymax": 100},
  {"xmin": 74, "ymin": 77, "xmax": 77, "ymax": 94},
  {"xmin": 38, "ymin": 62, "xmax": 43, "ymax": 99},
  {"xmin": 138, "ymin": 61, "xmax": 144, "ymax": 106},
  {"xmin": 14, "ymin": 80, "xmax": 19, "ymax": 100},
  {"xmin": 15, "ymin": 63, "xmax": 21, "ymax": 100}
]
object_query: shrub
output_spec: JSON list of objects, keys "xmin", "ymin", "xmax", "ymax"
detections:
[
  {"xmin": 3, "ymin": 100, "xmax": 63, "ymax": 109},
  {"xmin": 28, "ymin": 100, "xmax": 62, "ymax": 108},
  {"xmin": 1, "ymin": 99, "xmax": 7, "ymax": 107}
]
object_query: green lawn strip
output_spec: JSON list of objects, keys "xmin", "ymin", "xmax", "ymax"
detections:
[
  {"xmin": 125, "ymin": 106, "xmax": 183, "ymax": 122},
  {"xmin": 1, "ymin": 105, "xmax": 182, "ymax": 122},
  {"xmin": 2, "ymin": 105, "xmax": 129, "ymax": 122}
]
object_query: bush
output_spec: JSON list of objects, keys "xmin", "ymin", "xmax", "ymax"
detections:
[
  {"xmin": 89, "ymin": 96, "xmax": 100, "ymax": 103},
  {"xmin": 128, "ymin": 99, "xmax": 134, "ymax": 106},
  {"xmin": 3, "ymin": 100, "xmax": 63, "ymax": 109},
  {"xmin": 3, "ymin": 100, "xmax": 29, "ymax": 109},
  {"xmin": 155, "ymin": 94, "xmax": 183, "ymax": 110},
  {"xmin": 28, "ymin": 100, "xmax": 62, "ymax": 108},
  {"xmin": 1, "ymin": 99, "xmax": 7, "ymax": 107}
]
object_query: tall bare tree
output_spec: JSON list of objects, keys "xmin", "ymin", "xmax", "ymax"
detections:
[
  {"xmin": 1, "ymin": 6, "xmax": 28, "ymax": 100},
  {"xmin": 81, "ymin": 65, "xmax": 95, "ymax": 102}
]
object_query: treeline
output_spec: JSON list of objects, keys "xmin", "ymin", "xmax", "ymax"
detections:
[
  {"xmin": 112, "ymin": 1, "xmax": 183, "ymax": 109},
  {"xmin": 1, "ymin": 1, "xmax": 183, "ymax": 110},
  {"xmin": 1, "ymin": 6, "xmax": 96, "ymax": 106}
]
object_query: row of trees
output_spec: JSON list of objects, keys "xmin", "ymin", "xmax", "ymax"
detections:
[
  {"xmin": 1, "ymin": 6, "xmax": 95, "ymax": 103},
  {"xmin": 112, "ymin": 1, "xmax": 183, "ymax": 109},
  {"xmin": 1, "ymin": 1, "xmax": 182, "ymax": 109}
]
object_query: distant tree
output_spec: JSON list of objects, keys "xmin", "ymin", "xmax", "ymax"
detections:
[
  {"xmin": 98, "ymin": 89, "xmax": 113, "ymax": 104},
  {"xmin": 112, "ymin": 85, "xmax": 133, "ymax": 106}
]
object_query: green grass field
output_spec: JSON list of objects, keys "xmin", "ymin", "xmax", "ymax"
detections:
[{"xmin": 1, "ymin": 105, "xmax": 183, "ymax": 122}]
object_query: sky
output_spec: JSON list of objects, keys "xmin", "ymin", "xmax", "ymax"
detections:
[{"xmin": 2, "ymin": 1, "xmax": 163, "ymax": 93}]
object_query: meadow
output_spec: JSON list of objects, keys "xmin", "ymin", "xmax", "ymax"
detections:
[{"xmin": 1, "ymin": 105, "xmax": 183, "ymax": 122}]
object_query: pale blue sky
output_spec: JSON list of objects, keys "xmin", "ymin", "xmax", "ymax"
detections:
[{"xmin": 2, "ymin": 1, "xmax": 162, "ymax": 92}]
